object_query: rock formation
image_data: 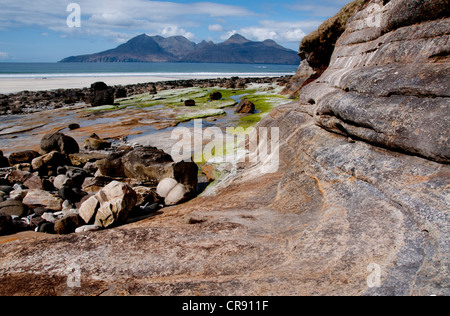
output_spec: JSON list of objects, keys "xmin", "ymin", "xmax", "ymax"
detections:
[
  {"xmin": 235, "ymin": 99, "xmax": 256, "ymax": 114},
  {"xmin": 281, "ymin": 0, "xmax": 369, "ymax": 97},
  {"xmin": 0, "ymin": 0, "xmax": 448, "ymax": 296},
  {"xmin": 88, "ymin": 82, "xmax": 115, "ymax": 107}
]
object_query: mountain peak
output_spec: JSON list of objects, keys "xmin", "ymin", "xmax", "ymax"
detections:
[
  {"xmin": 59, "ymin": 33, "xmax": 300, "ymax": 64},
  {"xmin": 224, "ymin": 34, "xmax": 251, "ymax": 44}
]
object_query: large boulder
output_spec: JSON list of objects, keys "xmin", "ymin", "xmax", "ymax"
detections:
[
  {"xmin": 0, "ymin": 200, "xmax": 28, "ymax": 217},
  {"xmin": 79, "ymin": 181, "xmax": 137, "ymax": 228},
  {"xmin": 210, "ymin": 92, "xmax": 222, "ymax": 101},
  {"xmin": 172, "ymin": 160, "xmax": 198, "ymax": 192},
  {"xmin": 0, "ymin": 215, "xmax": 14, "ymax": 236},
  {"xmin": 122, "ymin": 147, "xmax": 174, "ymax": 181},
  {"xmin": 40, "ymin": 132, "xmax": 80, "ymax": 155},
  {"xmin": 96, "ymin": 151, "xmax": 128, "ymax": 178},
  {"xmin": 31, "ymin": 151, "xmax": 68, "ymax": 175},
  {"xmin": 8, "ymin": 150, "xmax": 40, "ymax": 166},
  {"xmin": 88, "ymin": 82, "xmax": 115, "ymax": 107},
  {"xmin": 0, "ymin": 151, "xmax": 9, "ymax": 168},
  {"xmin": 156, "ymin": 178, "xmax": 191, "ymax": 206},
  {"xmin": 22, "ymin": 190, "xmax": 63, "ymax": 211},
  {"xmin": 97, "ymin": 147, "xmax": 175, "ymax": 184},
  {"xmin": 235, "ymin": 99, "xmax": 256, "ymax": 114},
  {"xmin": 164, "ymin": 182, "xmax": 190, "ymax": 206},
  {"xmin": 54, "ymin": 214, "xmax": 84, "ymax": 235},
  {"xmin": 83, "ymin": 133, "xmax": 111, "ymax": 151}
]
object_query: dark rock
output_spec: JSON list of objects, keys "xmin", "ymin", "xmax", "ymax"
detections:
[
  {"xmin": 115, "ymin": 87, "xmax": 127, "ymax": 98},
  {"xmin": 173, "ymin": 160, "xmax": 199, "ymax": 192},
  {"xmin": 88, "ymin": 82, "xmax": 115, "ymax": 107},
  {"xmin": 0, "ymin": 215, "xmax": 15, "ymax": 236},
  {"xmin": 37, "ymin": 222, "xmax": 55, "ymax": 234},
  {"xmin": 69, "ymin": 152, "xmax": 108, "ymax": 167},
  {"xmin": 96, "ymin": 151, "xmax": 128, "ymax": 178},
  {"xmin": 90, "ymin": 82, "xmax": 108, "ymax": 91},
  {"xmin": 0, "ymin": 200, "xmax": 28, "ymax": 217},
  {"xmin": 83, "ymin": 133, "xmax": 111, "ymax": 151},
  {"xmin": 97, "ymin": 147, "xmax": 176, "ymax": 184},
  {"xmin": 184, "ymin": 99, "xmax": 196, "ymax": 107},
  {"xmin": 133, "ymin": 186, "xmax": 162, "ymax": 206},
  {"xmin": 235, "ymin": 99, "xmax": 256, "ymax": 114},
  {"xmin": 0, "ymin": 158, "xmax": 9, "ymax": 168},
  {"xmin": 54, "ymin": 214, "xmax": 84, "ymax": 234},
  {"xmin": 140, "ymin": 203, "xmax": 160, "ymax": 215},
  {"xmin": 32, "ymin": 207, "xmax": 47, "ymax": 216},
  {"xmin": 57, "ymin": 166, "xmax": 67, "ymax": 175},
  {"xmin": 6, "ymin": 170, "xmax": 32, "ymax": 184},
  {"xmin": 31, "ymin": 151, "xmax": 68, "ymax": 176},
  {"xmin": 40, "ymin": 132, "xmax": 80, "ymax": 155},
  {"xmin": 8, "ymin": 150, "xmax": 40, "ymax": 166},
  {"xmin": 58, "ymin": 187, "xmax": 83, "ymax": 204},
  {"xmin": 0, "ymin": 185, "xmax": 13, "ymax": 195},
  {"xmin": 122, "ymin": 147, "xmax": 174, "ymax": 182},
  {"xmin": 81, "ymin": 176, "xmax": 114, "ymax": 194},
  {"xmin": 30, "ymin": 216, "xmax": 46, "ymax": 230},
  {"xmin": 0, "ymin": 151, "xmax": 9, "ymax": 168},
  {"xmin": 68, "ymin": 123, "xmax": 80, "ymax": 130},
  {"xmin": 66, "ymin": 167, "xmax": 89, "ymax": 188},
  {"xmin": 148, "ymin": 84, "xmax": 157, "ymax": 95},
  {"xmin": 210, "ymin": 92, "xmax": 222, "ymax": 100}
]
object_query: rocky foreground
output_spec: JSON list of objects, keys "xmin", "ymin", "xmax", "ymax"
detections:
[{"xmin": 0, "ymin": 0, "xmax": 449, "ymax": 296}]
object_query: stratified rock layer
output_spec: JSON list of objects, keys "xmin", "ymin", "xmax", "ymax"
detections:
[{"xmin": 0, "ymin": 0, "xmax": 448, "ymax": 296}]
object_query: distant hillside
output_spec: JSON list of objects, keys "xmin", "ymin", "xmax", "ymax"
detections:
[{"xmin": 59, "ymin": 34, "xmax": 300, "ymax": 65}]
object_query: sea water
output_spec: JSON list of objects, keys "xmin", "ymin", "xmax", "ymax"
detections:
[{"xmin": 0, "ymin": 62, "xmax": 298, "ymax": 79}]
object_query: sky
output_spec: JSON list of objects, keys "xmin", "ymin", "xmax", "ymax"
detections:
[{"xmin": 0, "ymin": 0, "xmax": 351, "ymax": 62}]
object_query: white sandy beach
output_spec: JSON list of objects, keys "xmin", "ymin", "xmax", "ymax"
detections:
[{"xmin": 0, "ymin": 74, "xmax": 276, "ymax": 94}]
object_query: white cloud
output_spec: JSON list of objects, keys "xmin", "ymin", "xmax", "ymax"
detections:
[
  {"xmin": 288, "ymin": 0, "xmax": 350, "ymax": 17},
  {"xmin": 161, "ymin": 26, "xmax": 195, "ymax": 40},
  {"xmin": 220, "ymin": 30, "xmax": 237, "ymax": 41},
  {"xmin": 227, "ymin": 20, "xmax": 320, "ymax": 45},
  {"xmin": 209, "ymin": 24, "xmax": 224, "ymax": 32},
  {"xmin": 0, "ymin": 0, "xmax": 253, "ymax": 42},
  {"xmin": 289, "ymin": 4, "xmax": 342, "ymax": 17},
  {"xmin": 0, "ymin": 51, "xmax": 9, "ymax": 59}
]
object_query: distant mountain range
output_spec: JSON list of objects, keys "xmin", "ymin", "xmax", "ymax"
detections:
[{"xmin": 59, "ymin": 34, "xmax": 300, "ymax": 65}]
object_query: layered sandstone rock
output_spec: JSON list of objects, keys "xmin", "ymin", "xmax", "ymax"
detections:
[
  {"xmin": 282, "ymin": 0, "xmax": 369, "ymax": 97},
  {"xmin": 0, "ymin": 0, "xmax": 448, "ymax": 296}
]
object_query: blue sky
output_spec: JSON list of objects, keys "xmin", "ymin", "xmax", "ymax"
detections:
[{"xmin": 0, "ymin": 0, "xmax": 351, "ymax": 62}]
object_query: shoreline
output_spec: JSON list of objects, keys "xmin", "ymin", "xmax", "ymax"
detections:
[
  {"xmin": 0, "ymin": 74, "xmax": 291, "ymax": 95},
  {"xmin": 0, "ymin": 76, "xmax": 292, "ymax": 116}
]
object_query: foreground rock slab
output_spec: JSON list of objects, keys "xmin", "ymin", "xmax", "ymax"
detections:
[{"xmin": 0, "ymin": 1, "xmax": 448, "ymax": 296}]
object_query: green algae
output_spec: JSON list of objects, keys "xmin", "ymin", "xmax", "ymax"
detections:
[
  {"xmin": 236, "ymin": 93, "xmax": 291, "ymax": 128},
  {"xmin": 84, "ymin": 104, "xmax": 118, "ymax": 112},
  {"xmin": 96, "ymin": 85, "xmax": 291, "ymax": 127},
  {"xmin": 177, "ymin": 109, "xmax": 226, "ymax": 122}
]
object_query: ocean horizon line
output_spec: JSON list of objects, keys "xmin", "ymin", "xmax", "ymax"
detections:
[{"xmin": 0, "ymin": 72, "xmax": 294, "ymax": 79}]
